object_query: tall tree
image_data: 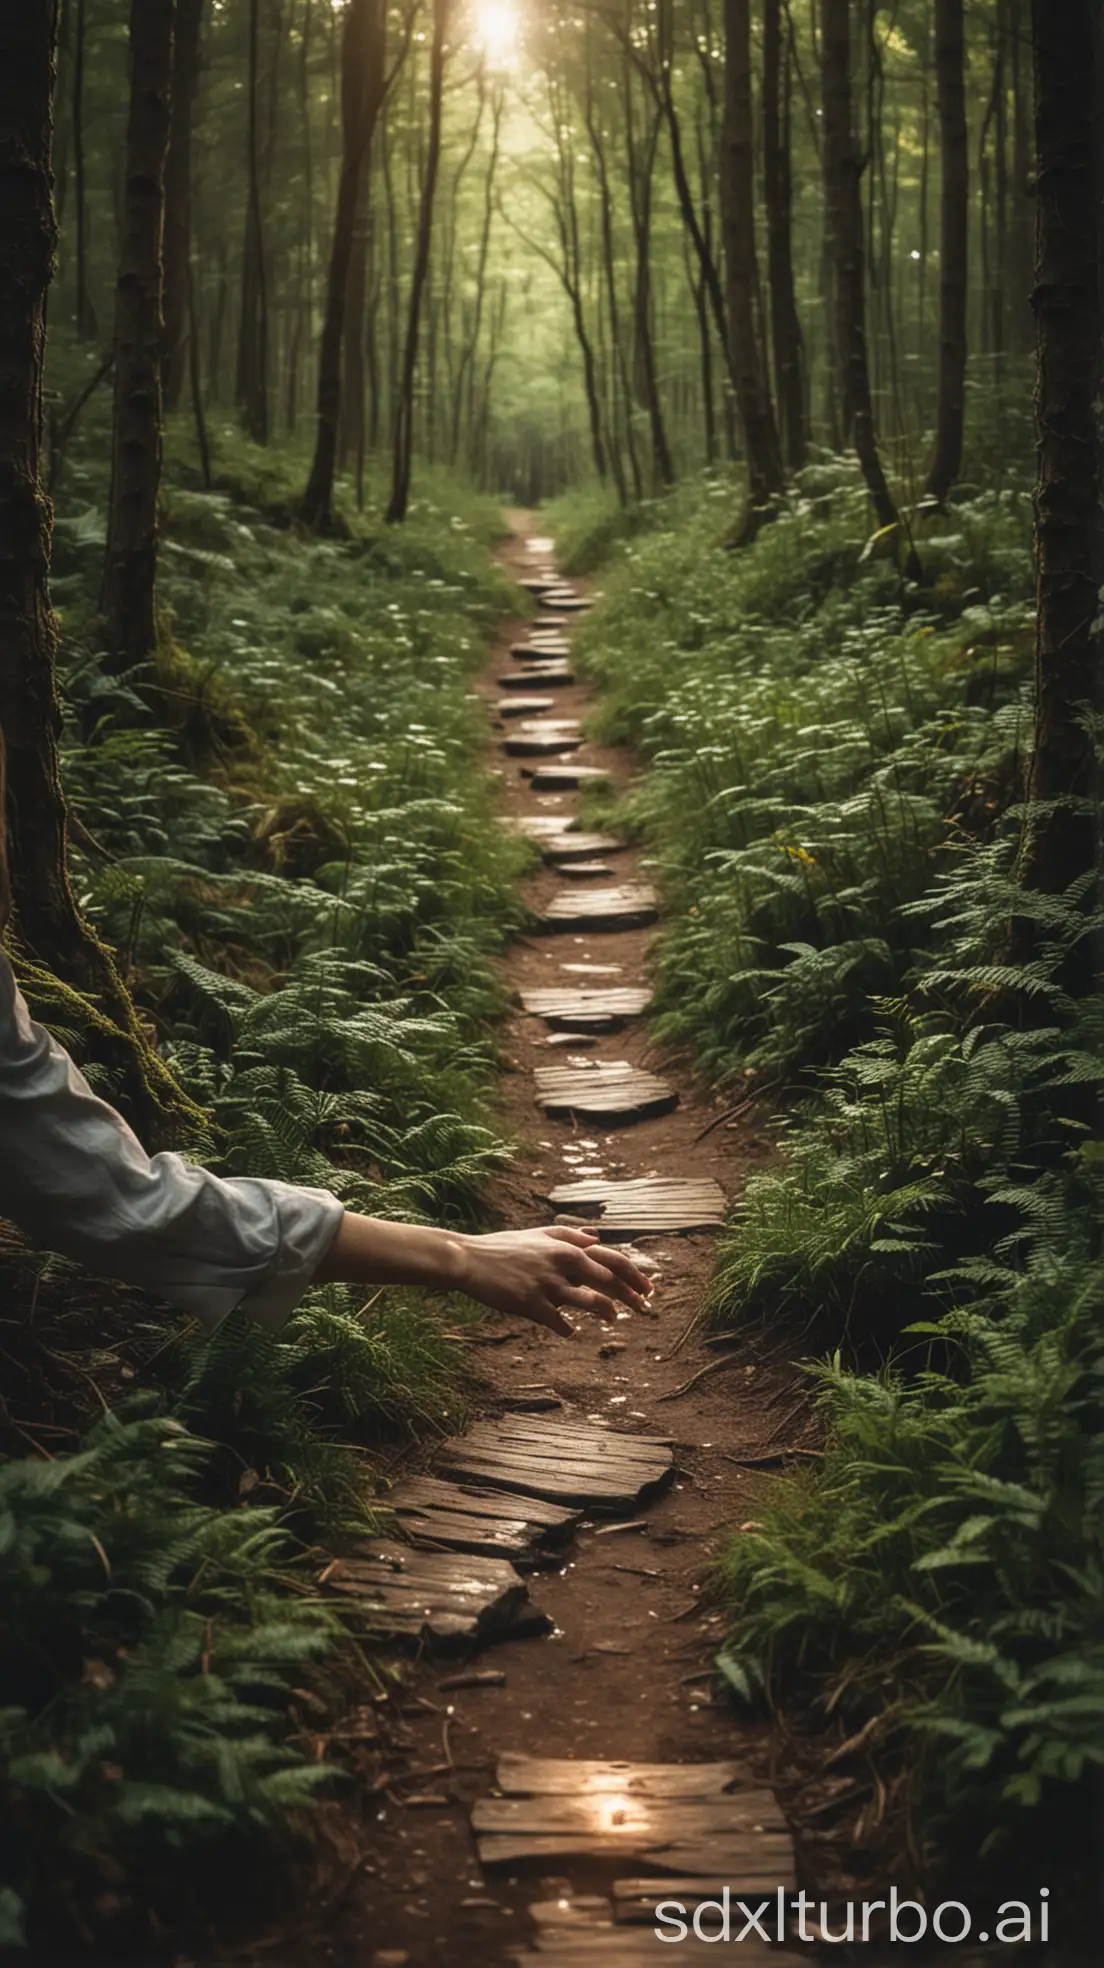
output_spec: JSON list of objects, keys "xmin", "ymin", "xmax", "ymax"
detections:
[
  {"xmin": 925, "ymin": 0, "xmax": 968, "ymax": 504},
  {"xmin": 721, "ymin": 0, "xmax": 785, "ymax": 511},
  {"xmin": 0, "ymin": 1, "xmax": 193, "ymax": 1138},
  {"xmin": 236, "ymin": 0, "xmax": 269, "ymax": 444},
  {"xmin": 387, "ymin": 0, "xmax": 450, "ymax": 524},
  {"xmin": 99, "ymin": 0, "xmax": 176, "ymax": 671},
  {"xmin": 71, "ymin": 0, "xmax": 96, "ymax": 339},
  {"xmin": 160, "ymin": 0, "xmax": 204, "ymax": 411},
  {"xmin": 301, "ymin": 0, "xmax": 388, "ymax": 531},
  {"xmin": 1018, "ymin": 0, "xmax": 1101, "ymax": 893},
  {"xmin": 819, "ymin": 0, "xmax": 904, "ymax": 546},
  {"xmin": 762, "ymin": 0, "xmax": 806, "ymax": 471}
]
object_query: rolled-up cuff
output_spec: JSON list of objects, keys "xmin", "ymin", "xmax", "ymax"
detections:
[{"xmin": 234, "ymin": 1188, "xmax": 347, "ymax": 1333}]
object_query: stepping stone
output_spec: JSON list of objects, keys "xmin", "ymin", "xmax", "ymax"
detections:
[
  {"xmin": 521, "ymin": 985, "xmax": 652, "ymax": 1031},
  {"xmin": 496, "ymin": 696, "xmax": 556, "ymax": 717},
  {"xmin": 499, "ymin": 666, "xmax": 575, "ymax": 688},
  {"xmin": 512, "ymin": 1900, "xmax": 784, "ymax": 1964},
  {"xmin": 323, "ymin": 1538, "xmax": 537, "ymax": 1648},
  {"xmin": 542, "ymin": 594, "xmax": 593, "ymax": 612},
  {"xmin": 518, "ymin": 575, "xmax": 560, "ymax": 595},
  {"xmin": 511, "ymin": 641, "xmax": 571, "ymax": 659},
  {"xmin": 473, "ymin": 1755, "xmax": 795, "ymax": 1882},
  {"xmin": 534, "ymin": 1060, "xmax": 678, "ymax": 1123},
  {"xmin": 504, "ymin": 728, "xmax": 582, "ymax": 758},
  {"xmin": 526, "ymin": 536, "xmax": 556, "ymax": 553},
  {"xmin": 436, "ymin": 1414, "xmax": 673, "ymax": 1511},
  {"xmin": 526, "ymin": 763, "xmax": 610, "ymax": 790},
  {"xmin": 538, "ymin": 883, "xmax": 658, "ymax": 931},
  {"xmin": 544, "ymin": 1031, "xmax": 597, "ymax": 1049},
  {"xmin": 391, "ymin": 1474, "xmax": 581, "ymax": 1566},
  {"xmin": 561, "ymin": 860, "xmax": 614, "ymax": 877},
  {"xmin": 546, "ymin": 1176, "xmax": 728, "ymax": 1237},
  {"xmin": 542, "ymin": 833, "xmax": 625, "ymax": 862}
]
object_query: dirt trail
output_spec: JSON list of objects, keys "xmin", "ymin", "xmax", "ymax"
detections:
[{"xmin": 291, "ymin": 515, "xmax": 804, "ymax": 1968}]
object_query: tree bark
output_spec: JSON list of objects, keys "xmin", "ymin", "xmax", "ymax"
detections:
[
  {"xmin": 925, "ymin": 0, "xmax": 968, "ymax": 504},
  {"xmin": 1007, "ymin": 0, "xmax": 1036, "ymax": 355},
  {"xmin": 762, "ymin": 0, "xmax": 806, "ymax": 472},
  {"xmin": 301, "ymin": 0, "xmax": 387, "ymax": 531},
  {"xmin": 721, "ymin": 0, "xmax": 785, "ymax": 510},
  {"xmin": 1018, "ymin": 0, "xmax": 1101, "ymax": 892},
  {"xmin": 161, "ymin": 0, "xmax": 204, "ymax": 411},
  {"xmin": 820, "ymin": 0, "xmax": 904, "ymax": 545},
  {"xmin": 0, "ymin": 1, "xmax": 194, "ymax": 1141},
  {"xmin": 72, "ymin": 0, "xmax": 96, "ymax": 339},
  {"xmin": 236, "ymin": 0, "xmax": 269, "ymax": 444},
  {"xmin": 387, "ymin": 0, "xmax": 449, "ymax": 524},
  {"xmin": 100, "ymin": 0, "xmax": 175, "ymax": 673}
]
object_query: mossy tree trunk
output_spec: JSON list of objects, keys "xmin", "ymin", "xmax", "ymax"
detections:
[
  {"xmin": 0, "ymin": 2, "xmax": 196, "ymax": 1144},
  {"xmin": 100, "ymin": 0, "xmax": 175, "ymax": 672},
  {"xmin": 721, "ymin": 0, "xmax": 786, "ymax": 513}
]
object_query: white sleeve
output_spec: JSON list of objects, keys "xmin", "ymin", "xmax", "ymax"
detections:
[{"xmin": 0, "ymin": 953, "xmax": 345, "ymax": 1331}]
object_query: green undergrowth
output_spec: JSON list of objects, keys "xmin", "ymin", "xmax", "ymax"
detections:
[
  {"xmin": 551, "ymin": 454, "xmax": 1104, "ymax": 1888},
  {"xmin": 0, "ymin": 342, "xmax": 530, "ymax": 1952}
]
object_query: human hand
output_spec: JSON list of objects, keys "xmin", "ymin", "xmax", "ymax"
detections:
[{"xmin": 455, "ymin": 1224, "xmax": 653, "ymax": 1335}]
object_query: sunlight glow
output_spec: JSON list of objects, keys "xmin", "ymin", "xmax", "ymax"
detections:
[{"xmin": 474, "ymin": 0, "xmax": 518, "ymax": 62}]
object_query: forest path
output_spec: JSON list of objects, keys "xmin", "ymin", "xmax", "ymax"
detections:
[{"xmin": 320, "ymin": 514, "xmax": 806, "ymax": 1968}]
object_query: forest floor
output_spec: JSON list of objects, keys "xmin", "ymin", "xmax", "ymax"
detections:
[{"xmin": 239, "ymin": 514, "xmax": 815, "ymax": 1968}]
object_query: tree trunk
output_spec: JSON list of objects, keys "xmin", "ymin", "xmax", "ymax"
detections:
[
  {"xmin": 452, "ymin": 86, "xmax": 502, "ymax": 468},
  {"xmin": 236, "ymin": 0, "xmax": 269, "ymax": 444},
  {"xmin": 820, "ymin": 0, "xmax": 904, "ymax": 546},
  {"xmin": 1018, "ymin": 0, "xmax": 1101, "ymax": 892},
  {"xmin": 387, "ymin": 0, "xmax": 449, "ymax": 524},
  {"xmin": 762, "ymin": 0, "xmax": 807, "ymax": 472},
  {"xmin": 624, "ymin": 76, "xmax": 674, "ymax": 489},
  {"xmin": 161, "ymin": 0, "xmax": 203, "ymax": 411},
  {"xmin": 100, "ymin": 0, "xmax": 175, "ymax": 673},
  {"xmin": 722, "ymin": 0, "xmax": 785, "ymax": 510},
  {"xmin": 301, "ymin": 0, "xmax": 387, "ymax": 531},
  {"xmin": 1007, "ymin": 0, "xmax": 1036, "ymax": 354},
  {"xmin": 925, "ymin": 0, "xmax": 968, "ymax": 504},
  {"xmin": 72, "ymin": 0, "xmax": 96, "ymax": 339},
  {"xmin": 0, "ymin": 0, "xmax": 194, "ymax": 1141}
]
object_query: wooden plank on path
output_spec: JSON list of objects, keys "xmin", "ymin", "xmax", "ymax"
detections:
[
  {"xmin": 435, "ymin": 1414, "xmax": 673, "ymax": 1510},
  {"xmin": 538, "ymin": 883, "xmax": 658, "ymax": 932},
  {"xmin": 504, "ymin": 729, "xmax": 583, "ymax": 758},
  {"xmin": 474, "ymin": 1756, "xmax": 794, "ymax": 1883},
  {"xmin": 497, "ymin": 696, "xmax": 557, "ymax": 717},
  {"xmin": 545, "ymin": 1175, "xmax": 727, "ymax": 1236},
  {"xmin": 535, "ymin": 1060, "xmax": 678, "ymax": 1122},
  {"xmin": 540, "ymin": 833, "xmax": 626, "ymax": 862},
  {"xmin": 526, "ymin": 764, "xmax": 611, "ymax": 790},
  {"xmin": 391, "ymin": 1474, "xmax": 581, "ymax": 1565},
  {"xmin": 499, "ymin": 666, "xmax": 575, "ymax": 688},
  {"xmin": 512, "ymin": 641, "xmax": 571, "ymax": 660},
  {"xmin": 323, "ymin": 1538, "xmax": 535, "ymax": 1647},
  {"xmin": 521, "ymin": 985, "xmax": 652, "ymax": 1030}
]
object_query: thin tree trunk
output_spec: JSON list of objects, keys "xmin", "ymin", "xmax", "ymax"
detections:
[
  {"xmin": 1007, "ymin": 0, "xmax": 1035, "ymax": 354},
  {"xmin": 72, "ymin": 0, "xmax": 96, "ymax": 339},
  {"xmin": 1018, "ymin": 0, "xmax": 1101, "ymax": 891},
  {"xmin": 820, "ymin": 0, "xmax": 905, "ymax": 548},
  {"xmin": 387, "ymin": 0, "xmax": 449, "ymax": 524},
  {"xmin": 722, "ymin": 0, "xmax": 785, "ymax": 511},
  {"xmin": 236, "ymin": 0, "xmax": 269, "ymax": 443},
  {"xmin": 452, "ymin": 86, "xmax": 502, "ymax": 467},
  {"xmin": 302, "ymin": 0, "xmax": 387, "ymax": 530},
  {"xmin": 161, "ymin": 0, "xmax": 204, "ymax": 410},
  {"xmin": 584, "ymin": 77, "xmax": 643, "ymax": 497},
  {"xmin": 763, "ymin": 0, "xmax": 806, "ymax": 471},
  {"xmin": 100, "ymin": 0, "xmax": 175, "ymax": 672},
  {"xmin": 624, "ymin": 73, "xmax": 674, "ymax": 488},
  {"xmin": 926, "ymin": 0, "xmax": 968, "ymax": 503}
]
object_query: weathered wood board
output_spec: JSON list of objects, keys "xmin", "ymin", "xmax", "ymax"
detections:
[
  {"xmin": 435, "ymin": 1414, "xmax": 673, "ymax": 1510},
  {"xmin": 324, "ymin": 1538, "xmax": 534, "ymax": 1647},
  {"xmin": 521, "ymin": 986, "xmax": 652, "ymax": 1031},
  {"xmin": 391, "ymin": 1475, "xmax": 581, "ymax": 1566},
  {"xmin": 534, "ymin": 1060, "xmax": 678, "ymax": 1122},
  {"xmin": 496, "ymin": 696, "xmax": 557, "ymax": 717},
  {"xmin": 561, "ymin": 860, "xmax": 614, "ymax": 878},
  {"xmin": 504, "ymin": 729, "xmax": 583, "ymax": 758},
  {"xmin": 545, "ymin": 1176, "xmax": 727, "ymax": 1236},
  {"xmin": 538, "ymin": 883, "xmax": 658, "ymax": 932},
  {"xmin": 511, "ymin": 641, "xmax": 571, "ymax": 660},
  {"xmin": 475, "ymin": 1755, "xmax": 794, "ymax": 1884},
  {"xmin": 540, "ymin": 833, "xmax": 627, "ymax": 862},
  {"xmin": 526, "ymin": 764, "xmax": 612, "ymax": 790},
  {"xmin": 542, "ymin": 594, "xmax": 593, "ymax": 612},
  {"xmin": 499, "ymin": 666, "xmax": 576, "ymax": 688},
  {"xmin": 518, "ymin": 575, "xmax": 561, "ymax": 595}
]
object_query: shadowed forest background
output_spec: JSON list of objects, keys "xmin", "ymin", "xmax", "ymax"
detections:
[{"xmin": 0, "ymin": 0, "xmax": 1101, "ymax": 1958}]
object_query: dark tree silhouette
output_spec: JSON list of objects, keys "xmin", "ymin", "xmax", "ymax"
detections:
[
  {"xmin": 161, "ymin": 0, "xmax": 204, "ymax": 411},
  {"xmin": 925, "ymin": 0, "xmax": 968, "ymax": 503},
  {"xmin": 721, "ymin": 0, "xmax": 785, "ymax": 510},
  {"xmin": 387, "ymin": 0, "xmax": 449, "ymax": 524},
  {"xmin": 762, "ymin": 0, "xmax": 806, "ymax": 472},
  {"xmin": 100, "ymin": 0, "xmax": 175, "ymax": 671}
]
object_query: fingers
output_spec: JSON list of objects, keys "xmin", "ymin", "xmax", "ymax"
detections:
[
  {"xmin": 544, "ymin": 1225, "xmax": 601, "ymax": 1249},
  {"xmin": 558, "ymin": 1283, "xmax": 621, "ymax": 1322},
  {"xmin": 567, "ymin": 1250, "xmax": 649, "ymax": 1312},
  {"xmin": 586, "ymin": 1243, "xmax": 653, "ymax": 1298},
  {"xmin": 529, "ymin": 1300, "xmax": 576, "ymax": 1338}
]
